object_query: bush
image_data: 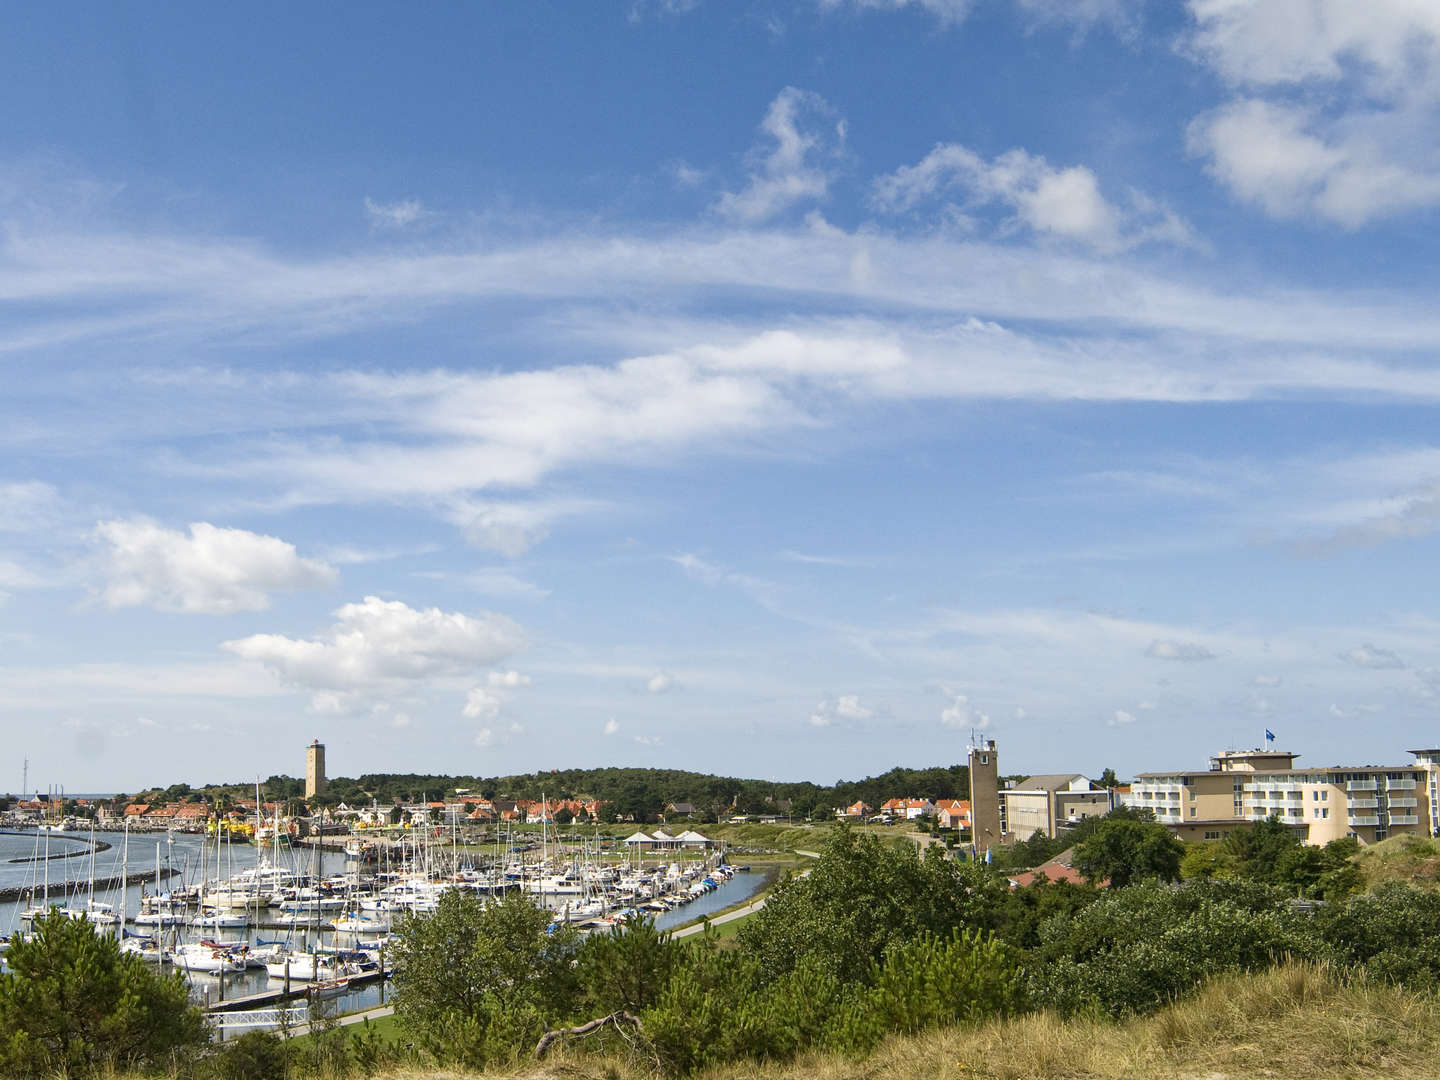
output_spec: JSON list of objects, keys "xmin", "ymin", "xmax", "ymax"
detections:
[
  {"xmin": 389, "ymin": 889, "xmax": 580, "ymax": 1067},
  {"xmin": 209, "ymin": 1031, "xmax": 289, "ymax": 1080},
  {"xmin": 0, "ymin": 910, "xmax": 209, "ymax": 1077},
  {"xmin": 1320, "ymin": 883, "xmax": 1440, "ymax": 988},
  {"xmin": 1029, "ymin": 881, "xmax": 1322, "ymax": 1016},
  {"xmin": 736, "ymin": 826, "xmax": 1009, "ymax": 985}
]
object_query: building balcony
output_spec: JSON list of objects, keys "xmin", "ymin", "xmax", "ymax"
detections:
[
  {"xmin": 1388, "ymin": 797, "xmax": 1419, "ymax": 808},
  {"xmin": 1388, "ymin": 779, "xmax": 1417, "ymax": 790},
  {"xmin": 1389, "ymin": 814, "xmax": 1420, "ymax": 825},
  {"xmin": 1348, "ymin": 798, "xmax": 1379, "ymax": 809},
  {"xmin": 1347, "ymin": 780, "xmax": 1378, "ymax": 792},
  {"xmin": 1347, "ymin": 814, "xmax": 1380, "ymax": 826}
]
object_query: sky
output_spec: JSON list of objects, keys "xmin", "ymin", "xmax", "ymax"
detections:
[{"xmin": 5, "ymin": 1, "xmax": 1440, "ymax": 793}]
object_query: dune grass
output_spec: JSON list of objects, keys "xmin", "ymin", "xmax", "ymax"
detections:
[
  {"xmin": 505, "ymin": 963, "xmax": 1439, "ymax": 1080},
  {"xmin": 1354, "ymin": 834, "xmax": 1440, "ymax": 891}
]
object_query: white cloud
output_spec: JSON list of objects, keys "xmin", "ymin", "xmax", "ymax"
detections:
[
  {"xmin": 1184, "ymin": 1, "xmax": 1440, "ymax": 225},
  {"xmin": 95, "ymin": 519, "xmax": 337, "ymax": 615},
  {"xmin": 1145, "ymin": 639, "xmax": 1216, "ymax": 661},
  {"xmin": 873, "ymin": 143, "xmax": 1196, "ymax": 251},
  {"xmin": 1253, "ymin": 674, "xmax": 1283, "ymax": 687},
  {"xmin": 715, "ymin": 88, "xmax": 844, "ymax": 223},
  {"xmin": 1188, "ymin": 99, "xmax": 1440, "ymax": 226},
  {"xmin": 474, "ymin": 720, "xmax": 524, "ymax": 749},
  {"xmin": 633, "ymin": 734, "xmax": 662, "ymax": 746},
  {"xmin": 816, "ymin": 0, "xmax": 974, "ymax": 24},
  {"xmin": 629, "ymin": 0, "xmax": 701, "ymax": 20},
  {"xmin": 1109, "ymin": 709, "xmax": 1138, "ymax": 726},
  {"xmin": 363, "ymin": 197, "xmax": 430, "ymax": 229},
  {"xmin": 1185, "ymin": 0, "xmax": 1440, "ymax": 92},
  {"xmin": 462, "ymin": 686, "xmax": 503, "ymax": 721},
  {"xmin": 1015, "ymin": 0, "xmax": 1142, "ymax": 31},
  {"xmin": 448, "ymin": 499, "xmax": 594, "ymax": 559},
  {"xmin": 1337, "ymin": 644, "xmax": 1406, "ymax": 670},
  {"xmin": 670, "ymin": 161, "xmax": 706, "ymax": 187},
  {"xmin": 603, "ymin": 717, "xmax": 621, "ymax": 736},
  {"xmin": 809, "ymin": 693, "xmax": 873, "ymax": 727},
  {"xmin": 647, "ymin": 671, "xmax": 675, "ymax": 694},
  {"xmin": 940, "ymin": 693, "xmax": 990, "ymax": 729},
  {"xmin": 223, "ymin": 595, "xmax": 526, "ymax": 691},
  {"xmin": 464, "ymin": 669, "xmax": 531, "ymax": 742}
]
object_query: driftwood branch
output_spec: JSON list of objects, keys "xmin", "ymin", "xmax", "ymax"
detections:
[{"xmin": 535, "ymin": 1010, "xmax": 643, "ymax": 1060}]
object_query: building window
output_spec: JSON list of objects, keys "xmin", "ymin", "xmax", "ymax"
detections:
[
  {"xmin": 1322, "ymin": 808, "xmax": 1329, "ymax": 819},
  {"xmin": 1189, "ymin": 807, "xmax": 1196, "ymax": 817}
]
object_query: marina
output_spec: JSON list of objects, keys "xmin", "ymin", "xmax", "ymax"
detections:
[{"xmin": 0, "ymin": 824, "xmax": 765, "ymax": 1023}]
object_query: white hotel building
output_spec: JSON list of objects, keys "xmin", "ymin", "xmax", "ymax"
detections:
[{"xmin": 1121, "ymin": 747, "xmax": 1440, "ymax": 845}]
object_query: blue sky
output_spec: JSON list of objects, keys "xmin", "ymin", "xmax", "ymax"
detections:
[{"xmin": 5, "ymin": 0, "xmax": 1440, "ymax": 792}]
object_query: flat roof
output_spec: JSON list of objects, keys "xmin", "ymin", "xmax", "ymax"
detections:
[{"xmin": 1136, "ymin": 764, "xmax": 1421, "ymax": 780}]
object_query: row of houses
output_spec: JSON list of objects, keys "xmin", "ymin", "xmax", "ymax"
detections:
[{"xmin": 836, "ymin": 798, "xmax": 974, "ymax": 831}]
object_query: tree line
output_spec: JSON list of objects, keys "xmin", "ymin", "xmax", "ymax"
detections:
[{"xmin": 129, "ymin": 762, "xmax": 982, "ymax": 822}]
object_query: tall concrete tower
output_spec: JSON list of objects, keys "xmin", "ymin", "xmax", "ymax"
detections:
[
  {"xmin": 967, "ymin": 738, "xmax": 1001, "ymax": 852},
  {"xmin": 305, "ymin": 739, "xmax": 326, "ymax": 799}
]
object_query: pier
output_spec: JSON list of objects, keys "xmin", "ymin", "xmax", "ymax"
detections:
[
  {"xmin": 203, "ymin": 967, "xmax": 387, "ymax": 1012},
  {"xmin": 0, "ymin": 867, "xmax": 180, "ymax": 904}
]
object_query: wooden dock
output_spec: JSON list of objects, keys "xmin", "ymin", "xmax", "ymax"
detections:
[{"xmin": 203, "ymin": 968, "xmax": 386, "ymax": 1013}]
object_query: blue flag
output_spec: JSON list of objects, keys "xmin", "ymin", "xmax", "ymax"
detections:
[{"xmin": 1265, "ymin": 729, "xmax": 1276, "ymax": 742}]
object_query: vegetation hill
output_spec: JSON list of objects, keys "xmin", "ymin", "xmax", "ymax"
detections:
[
  {"xmin": 282, "ymin": 963, "xmax": 1438, "ymax": 1080},
  {"xmin": 134, "ymin": 762, "xmax": 980, "ymax": 822},
  {"xmin": 1354, "ymin": 833, "xmax": 1440, "ymax": 891}
]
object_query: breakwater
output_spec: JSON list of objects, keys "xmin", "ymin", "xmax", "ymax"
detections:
[
  {"xmin": 0, "ymin": 831, "xmax": 111, "ymax": 863},
  {"xmin": 0, "ymin": 867, "xmax": 180, "ymax": 904}
]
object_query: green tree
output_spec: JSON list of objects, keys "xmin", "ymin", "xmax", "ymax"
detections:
[
  {"xmin": 576, "ymin": 913, "xmax": 677, "ymax": 1014},
  {"xmin": 1097, "ymin": 767, "xmax": 1120, "ymax": 788},
  {"xmin": 0, "ymin": 911, "xmax": 208, "ymax": 1077},
  {"xmin": 737, "ymin": 825, "xmax": 1009, "ymax": 985},
  {"xmin": 1179, "ymin": 840, "xmax": 1239, "ymax": 881},
  {"xmin": 1073, "ymin": 817, "xmax": 1183, "ymax": 887},
  {"xmin": 389, "ymin": 890, "xmax": 580, "ymax": 1065},
  {"xmin": 1221, "ymin": 816, "xmax": 1302, "ymax": 880}
]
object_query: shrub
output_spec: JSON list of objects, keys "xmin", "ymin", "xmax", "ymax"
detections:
[{"xmin": 0, "ymin": 910, "xmax": 209, "ymax": 1077}]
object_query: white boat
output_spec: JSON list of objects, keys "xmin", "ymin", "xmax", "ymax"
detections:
[
  {"xmin": 188, "ymin": 908, "xmax": 248, "ymax": 930},
  {"xmin": 121, "ymin": 937, "xmax": 168, "ymax": 965},
  {"xmin": 332, "ymin": 911, "xmax": 391, "ymax": 934},
  {"xmin": 169, "ymin": 942, "xmax": 247, "ymax": 974},
  {"xmin": 264, "ymin": 950, "xmax": 353, "ymax": 982}
]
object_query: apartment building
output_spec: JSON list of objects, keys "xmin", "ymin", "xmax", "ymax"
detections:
[
  {"xmin": 1125, "ymin": 746, "xmax": 1439, "ymax": 845},
  {"xmin": 1001, "ymin": 774, "xmax": 1113, "ymax": 841}
]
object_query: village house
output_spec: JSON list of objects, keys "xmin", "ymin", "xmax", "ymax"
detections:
[{"xmin": 937, "ymin": 799, "xmax": 972, "ymax": 831}]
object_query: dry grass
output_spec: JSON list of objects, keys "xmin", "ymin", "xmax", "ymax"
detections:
[
  {"xmin": 175, "ymin": 963, "xmax": 1440, "ymax": 1080},
  {"xmin": 523, "ymin": 963, "xmax": 1440, "ymax": 1080},
  {"xmin": 1355, "ymin": 835, "xmax": 1440, "ymax": 890}
]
